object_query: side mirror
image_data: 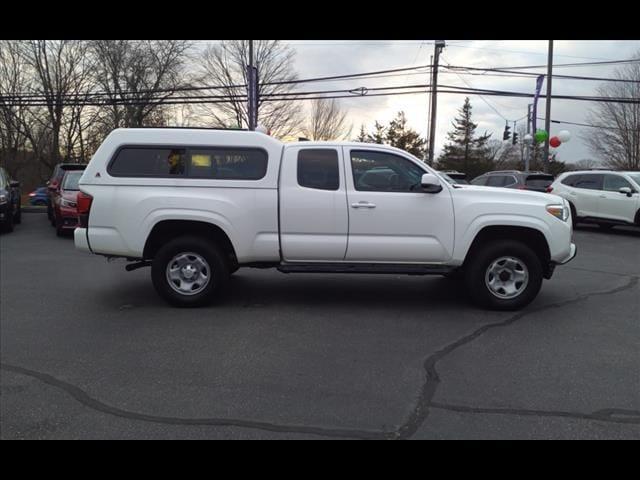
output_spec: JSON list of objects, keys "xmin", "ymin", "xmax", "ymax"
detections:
[
  {"xmin": 10, "ymin": 180, "xmax": 20, "ymax": 188},
  {"xmin": 421, "ymin": 173, "xmax": 443, "ymax": 194},
  {"xmin": 619, "ymin": 187, "xmax": 632, "ymax": 197},
  {"xmin": 48, "ymin": 181, "xmax": 58, "ymax": 190}
]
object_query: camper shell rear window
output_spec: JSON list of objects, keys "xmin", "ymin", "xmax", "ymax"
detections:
[{"xmin": 108, "ymin": 145, "xmax": 268, "ymax": 180}]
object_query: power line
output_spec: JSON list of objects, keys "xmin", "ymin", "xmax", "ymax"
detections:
[
  {"xmin": 442, "ymin": 57, "xmax": 513, "ymax": 122},
  {"xmin": 6, "ymin": 83, "xmax": 639, "ymax": 108},
  {"xmin": 3, "ymin": 57, "xmax": 638, "ymax": 102},
  {"xmin": 535, "ymin": 117, "xmax": 632, "ymax": 130},
  {"xmin": 444, "ymin": 41, "xmax": 620, "ymax": 61},
  {"xmin": 443, "ymin": 64, "xmax": 640, "ymax": 83},
  {"xmin": 0, "ymin": 64, "xmax": 433, "ymax": 100}
]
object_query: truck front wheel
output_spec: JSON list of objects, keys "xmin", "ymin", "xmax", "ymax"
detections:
[
  {"xmin": 151, "ymin": 235, "xmax": 229, "ymax": 307},
  {"xmin": 464, "ymin": 240, "xmax": 543, "ymax": 311}
]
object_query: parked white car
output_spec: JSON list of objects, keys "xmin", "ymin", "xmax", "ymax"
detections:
[
  {"xmin": 74, "ymin": 128, "xmax": 576, "ymax": 310},
  {"xmin": 547, "ymin": 170, "xmax": 640, "ymax": 229}
]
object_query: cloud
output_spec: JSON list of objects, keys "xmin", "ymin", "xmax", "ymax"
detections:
[{"xmin": 288, "ymin": 40, "xmax": 640, "ymax": 164}]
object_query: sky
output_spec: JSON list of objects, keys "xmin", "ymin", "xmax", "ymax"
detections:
[
  {"xmin": 286, "ymin": 40, "xmax": 640, "ymax": 165},
  {"xmin": 196, "ymin": 40, "xmax": 640, "ymax": 166}
]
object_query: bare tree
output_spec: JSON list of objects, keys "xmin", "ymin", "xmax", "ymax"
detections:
[
  {"xmin": 19, "ymin": 40, "xmax": 95, "ymax": 168},
  {"xmin": 302, "ymin": 98, "xmax": 352, "ymax": 140},
  {"xmin": 583, "ymin": 53, "xmax": 640, "ymax": 170},
  {"xmin": 568, "ymin": 158, "xmax": 602, "ymax": 170},
  {"xmin": 90, "ymin": 40, "xmax": 193, "ymax": 130},
  {"xmin": 197, "ymin": 40, "xmax": 302, "ymax": 138},
  {"xmin": 0, "ymin": 40, "xmax": 32, "ymax": 177}
]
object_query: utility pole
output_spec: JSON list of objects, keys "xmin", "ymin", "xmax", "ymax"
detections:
[
  {"xmin": 525, "ymin": 104, "xmax": 532, "ymax": 172},
  {"xmin": 427, "ymin": 40, "xmax": 445, "ymax": 166},
  {"xmin": 542, "ymin": 40, "xmax": 554, "ymax": 172},
  {"xmin": 424, "ymin": 54, "xmax": 433, "ymax": 163},
  {"xmin": 247, "ymin": 40, "xmax": 257, "ymax": 130}
]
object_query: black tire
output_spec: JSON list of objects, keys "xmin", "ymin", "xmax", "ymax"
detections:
[
  {"xmin": 55, "ymin": 217, "xmax": 64, "ymax": 237},
  {"xmin": 464, "ymin": 240, "xmax": 543, "ymax": 311},
  {"xmin": 442, "ymin": 268, "xmax": 464, "ymax": 281},
  {"xmin": 151, "ymin": 235, "xmax": 230, "ymax": 308},
  {"xmin": 47, "ymin": 203, "xmax": 53, "ymax": 220},
  {"xmin": 1, "ymin": 212, "xmax": 14, "ymax": 233},
  {"xmin": 568, "ymin": 202, "xmax": 577, "ymax": 228}
]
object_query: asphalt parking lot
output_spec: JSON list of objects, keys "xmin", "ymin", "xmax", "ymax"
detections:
[{"xmin": 1, "ymin": 212, "xmax": 639, "ymax": 439}]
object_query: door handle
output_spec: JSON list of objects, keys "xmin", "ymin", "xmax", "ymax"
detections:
[
  {"xmin": 351, "ymin": 201, "xmax": 376, "ymax": 209},
  {"xmin": 599, "ymin": 195, "xmax": 606, "ymax": 198}
]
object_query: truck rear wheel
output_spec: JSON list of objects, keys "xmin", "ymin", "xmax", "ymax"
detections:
[
  {"xmin": 464, "ymin": 240, "xmax": 543, "ymax": 311},
  {"xmin": 151, "ymin": 235, "xmax": 229, "ymax": 307}
]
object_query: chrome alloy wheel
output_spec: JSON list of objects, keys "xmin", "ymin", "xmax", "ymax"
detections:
[
  {"xmin": 484, "ymin": 256, "xmax": 529, "ymax": 300},
  {"xmin": 166, "ymin": 252, "xmax": 211, "ymax": 296}
]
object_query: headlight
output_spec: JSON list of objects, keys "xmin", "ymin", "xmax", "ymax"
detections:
[
  {"xmin": 546, "ymin": 203, "xmax": 569, "ymax": 222},
  {"xmin": 0, "ymin": 193, "xmax": 7, "ymax": 204},
  {"xmin": 61, "ymin": 198, "xmax": 77, "ymax": 208}
]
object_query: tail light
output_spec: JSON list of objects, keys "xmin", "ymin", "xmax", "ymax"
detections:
[
  {"xmin": 546, "ymin": 186, "xmax": 554, "ymax": 193},
  {"xmin": 77, "ymin": 191, "xmax": 93, "ymax": 228}
]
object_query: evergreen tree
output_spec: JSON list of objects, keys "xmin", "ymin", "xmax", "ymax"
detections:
[
  {"xmin": 385, "ymin": 111, "xmax": 427, "ymax": 158},
  {"xmin": 355, "ymin": 124, "xmax": 368, "ymax": 142},
  {"xmin": 436, "ymin": 97, "xmax": 493, "ymax": 179},
  {"xmin": 366, "ymin": 121, "xmax": 386, "ymax": 144}
]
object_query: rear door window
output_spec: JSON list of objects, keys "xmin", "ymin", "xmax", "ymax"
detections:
[
  {"xmin": 573, "ymin": 174, "xmax": 604, "ymax": 190},
  {"xmin": 525, "ymin": 175, "xmax": 554, "ymax": 189},
  {"xmin": 471, "ymin": 175, "xmax": 488, "ymax": 186},
  {"xmin": 486, "ymin": 175, "xmax": 505, "ymax": 187},
  {"xmin": 297, "ymin": 149, "xmax": 340, "ymax": 190}
]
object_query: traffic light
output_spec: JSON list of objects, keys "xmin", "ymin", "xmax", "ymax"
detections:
[
  {"xmin": 512, "ymin": 131, "xmax": 519, "ymax": 145},
  {"xmin": 503, "ymin": 125, "xmax": 511, "ymax": 141}
]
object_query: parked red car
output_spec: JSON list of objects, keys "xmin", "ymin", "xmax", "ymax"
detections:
[
  {"xmin": 46, "ymin": 163, "xmax": 86, "ymax": 224},
  {"xmin": 52, "ymin": 170, "xmax": 84, "ymax": 236}
]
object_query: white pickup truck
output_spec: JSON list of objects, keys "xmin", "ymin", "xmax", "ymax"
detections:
[{"xmin": 74, "ymin": 128, "xmax": 576, "ymax": 310}]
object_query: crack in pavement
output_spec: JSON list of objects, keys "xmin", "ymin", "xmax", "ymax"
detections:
[
  {"xmin": 0, "ymin": 363, "xmax": 387, "ymax": 440},
  {"xmin": 1, "ymin": 276, "xmax": 637, "ymax": 440},
  {"xmin": 394, "ymin": 275, "xmax": 640, "ymax": 439},
  {"xmin": 430, "ymin": 402, "xmax": 640, "ymax": 425}
]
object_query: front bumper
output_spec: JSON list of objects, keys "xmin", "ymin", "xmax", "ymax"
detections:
[
  {"xmin": 543, "ymin": 243, "xmax": 576, "ymax": 279},
  {"xmin": 557, "ymin": 243, "xmax": 577, "ymax": 265}
]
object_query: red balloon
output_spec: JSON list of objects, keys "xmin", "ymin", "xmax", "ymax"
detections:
[{"xmin": 550, "ymin": 136, "xmax": 561, "ymax": 148}]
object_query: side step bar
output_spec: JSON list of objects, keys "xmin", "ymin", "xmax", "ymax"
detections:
[{"xmin": 277, "ymin": 262, "xmax": 453, "ymax": 275}]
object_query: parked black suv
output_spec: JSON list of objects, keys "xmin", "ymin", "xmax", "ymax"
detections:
[
  {"xmin": 0, "ymin": 167, "xmax": 21, "ymax": 233},
  {"xmin": 438, "ymin": 170, "xmax": 469, "ymax": 184},
  {"xmin": 470, "ymin": 170, "xmax": 555, "ymax": 192},
  {"xmin": 46, "ymin": 163, "xmax": 86, "ymax": 224}
]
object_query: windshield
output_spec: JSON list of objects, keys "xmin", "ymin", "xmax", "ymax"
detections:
[
  {"xmin": 62, "ymin": 171, "xmax": 82, "ymax": 191},
  {"xmin": 626, "ymin": 173, "xmax": 640, "ymax": 187}
]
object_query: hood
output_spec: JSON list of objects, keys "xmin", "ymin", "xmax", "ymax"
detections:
[{"xmin": 452, "ymin": 184, "xmax": 564, "ymax": 204}]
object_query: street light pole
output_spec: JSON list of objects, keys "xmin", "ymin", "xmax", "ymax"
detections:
[
  {"xmin": 543, "ymin": 40, "xmax": 554, "ymax": 172},
  {"xmin": 427, "ymin": 40, "xmax": 445, "ymax": 166}
]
